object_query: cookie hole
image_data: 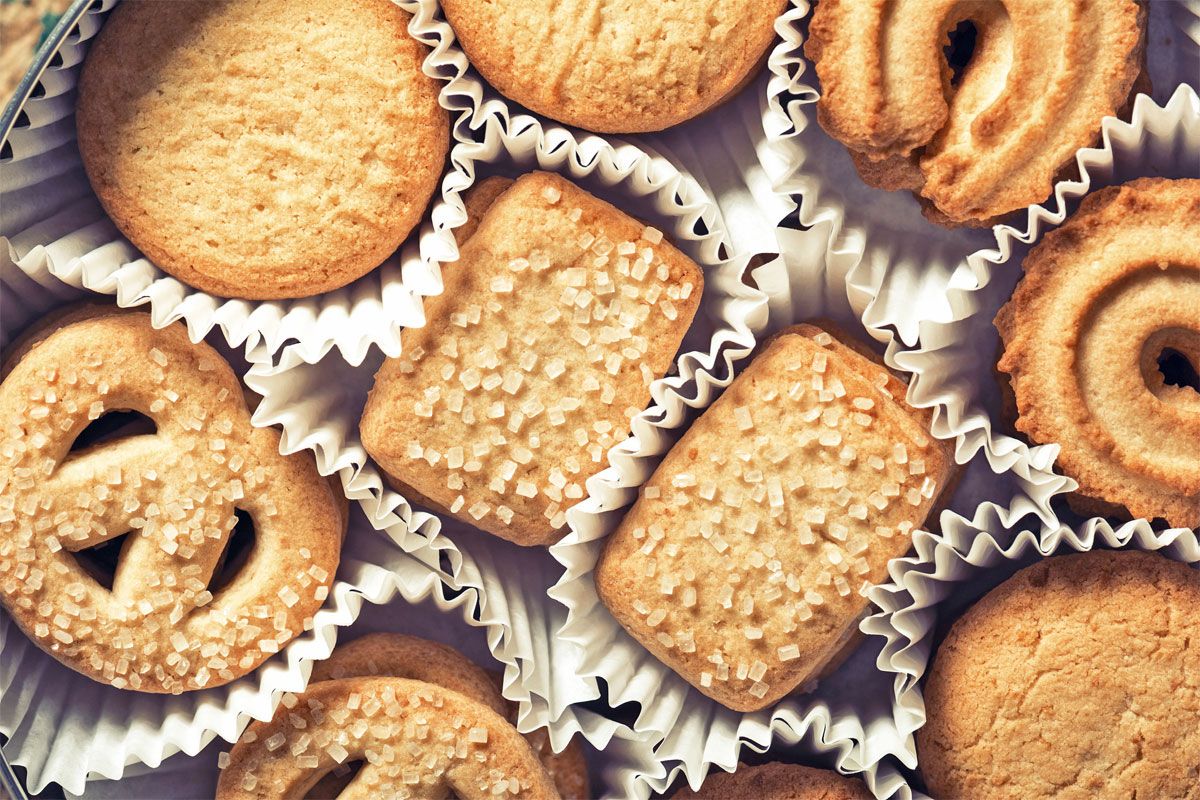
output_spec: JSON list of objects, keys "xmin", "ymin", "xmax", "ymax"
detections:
[
  {"xmin": 1159, "ymin": 348, "xmax": 1200, "ymax": 393},
  {"xmin": 306, "ymin": 761, "xmax": 363, "ymax": 799},
  {"xmin": 208, "ymin": 509, "xmax": 256, "ymax": 594},
  {"xmin": 943, "ymin": 20, "xmax": 978, "ymax": 87},
  {"xmin": 72, "ymin": 531, "xmax": 132, "ymax": 591},
  {"xmin": 68, "ymin": 410, "xmax": 157, "ymax": 455}
]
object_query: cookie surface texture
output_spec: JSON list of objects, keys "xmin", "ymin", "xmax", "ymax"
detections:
[
  {"xmin": 918, "ymin": 550, "xmax": 1200, "ymax": 800},
  {"xmin": 995, "ymin": 178, "xmax": 1200, "ymax": 527},
  {"xmin": 216, "ymin": 677, "xmax": 559, "ymax": 799},
  {"xmin": 441, "ymin": 0, "xmax": 786, "ymax": 133},
  {"xmin": 672, "ymin": 762, "xmax": 873, "ymax": 800},
  {"xmin": 360, "ymin": 171, "xmax": 704, "ymax": 547},
  {"xmin": 76, "ymin": 0, "xmax": 448, "ymax": 299},
  {"xmin": 307, "ymin": 633, "xmax": 590, "ymax": 799},
  {"xmin": 0, "ymin": 311, "xmax": 345, "ymax": 693},
  {"xmin": 805, "ymin": 0, "xmax": 1147, "ymax": 225},
  {"xmin": 596, "ymin": 324, "xmax": 955, "ymax": 711}
]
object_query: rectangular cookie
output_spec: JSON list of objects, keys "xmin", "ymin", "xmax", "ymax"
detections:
[
  {"xmin": 596, "ymin": 323, "xmax": 956, "ymax": 710},
  {"xmin": 360, "ymin": 171, "xmax": 704, "ymax": 546}
]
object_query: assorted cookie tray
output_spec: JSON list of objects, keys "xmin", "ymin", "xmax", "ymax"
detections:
[{"xmin": 1, "ymin": 1, "xmax": 1197, "ymax": 799}]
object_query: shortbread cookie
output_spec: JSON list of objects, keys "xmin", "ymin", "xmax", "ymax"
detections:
[
  {"xmin": 76, "ymin": 0, "xmax": 447, "ymax": 299},
  {"xmin": 307, "ymin": 633, "xmax": 589, "ymax": 799},
  {"xmin": 0, "ymin": 311, "xmax": 346, "ymax": 693},
  {"xmin": 360, "ymin": 171, "xmax": 704, "ymax": 546},
  {"xmin": 919, "ymin": 550, "xmax": 1200, "ymax": 800},
  {"xmin": 995, "ymin": 178, "xmax": 1200, "ymax": 527},
  {"xmin": 441, "ymin": 0, "xmax": 787, "ymax": 133},
  {"xmin": 805, "ymin": 0, "xmax": 1148, "ymax": 225},
  {"xmin": 216, "ymin": 677, "xmax": 559, "ymax": 799},
  {"xmin": 672, "ymin": 763, "xmax": 872, "ymax": 799},
  {"xmin": 597, "ymin": 324, "xmax": 956, "ymax": 711}
]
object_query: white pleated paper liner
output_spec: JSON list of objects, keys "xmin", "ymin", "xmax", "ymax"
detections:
[
  {"xmin": 63, "ymin": 543, "xmax": 663, "ymax": 800},
  {"xmin": 1, "ymin": 0, "xmax": 480, "ymax": 368},
  {"xmin": 547, "ymin": 209, "xmax": 1054, "ymax": 800},
  {"xmin": 244, "ymin": 111, "xmax": 769, "ymax": 778},
  {"xmin": 760, "ymin": 1, "xmax": 1200, "ymax": 509},
  {"xmin": 860, "ymin": 503, "xmax": 1200, "ymax": 795},
  {"xmin": 0, "ymin": 265, "xmax": 443, "ymax": 796},
  {"xmin": 889, "ymin": 85, "xmax": 1200, "ymax": 532}
]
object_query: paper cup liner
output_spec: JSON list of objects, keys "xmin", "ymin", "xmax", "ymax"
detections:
[
  {"xmin": 60, "ymin": 531, "xmax": 661, "ymax": 800},
  {"xmin": 762, "ymin": 1, "xmax": 1200, "ymax": 520},
  {"xmin": 861, "ymin": 503, "xmax": 1200, "ymax": 795},
  {"xmin": 241, "ymin": 110, "xmax": 768, "ymax": 782},
  {"xmin": 0, "ymin": 265, "xmax": 454, "ymax": 795},
  {"xmin": 2, "ymin": 0, "xmax": 479, "ymax": 368}
]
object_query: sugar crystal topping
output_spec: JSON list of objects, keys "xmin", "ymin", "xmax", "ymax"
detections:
[
  {"xmin": 0, "ymin": 318, "xmax": 340, "ymax": 693},
  {"xmin": 605, "ymin": 332, "xmax": 943, "ymax": 703},
  {"xmin": 374, "ymin": 176, "xmax": 699, "ymax": 539},
  {"xmin": 218, "ymin": 679, "xmax": 550, "ymax": 799}
]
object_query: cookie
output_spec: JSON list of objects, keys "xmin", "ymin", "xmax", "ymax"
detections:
[
  {"xmin": 0, "ymin": 310, "xmax": 346, "ymax": 693},
  {"xmin": 805, "ymin": 0, "xmax": 1148, "ymax": 225},
  {"xmin": 919, "ymin": 550, "xmax": 1200, "ymax": 800},
  {"xmin": 215, "ymin": 677, "xmax": 558, "ymax": 799},
  {"xmin": 76, "ymin": 0, "xmax": 448, "ymax": 299},
  {"xmin": 995, "ymin": 178, "xmax": 1200, "ymax": 527},
  {"xmin": 360, "ymin": 171, "xmax": 704, "ymax": 546},
  {"xmin": 672, "ymin": 763, "xmax": 872, "ymax": 800},
  {"xmin": 596, "ymin": 323, "xmax": 956, "ymax": 711},
  {"xmin": 306, "ymin": 633, "xmax": 589, "ymax": 799},
  {"xmin": 441, "ymin": 0, "xmax": 787, "ymax": 133}
]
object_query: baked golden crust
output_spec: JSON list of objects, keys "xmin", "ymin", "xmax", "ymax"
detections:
[
  {"xmin": 360, "ymin": 171, "xmax": 703, "ymax": 546},
  {"xmin": 672, "ymin": 762, "xmax": 872, "ymax": 800},
  {"xmin": 919, "ymin": 550, "xmax": 1200, "ymax": 800},
  {"xmin": 805, "ymin": 0, "xmax": 1148, "ymax": 226},
  {"xmin": 215, "ymin": 677, "xmax": 559, "ymax": 800},
  {"xmin": 0, "ymin": 312, "xmax": 345, "ymax": 693},
  {"xmin": 76, "ymin": 0, "xmax": 447, "ymax": 299},
  {"xmin": 995, "ymin": 178, "xmax": 1200, "ymax": 527},
  {"xmin": 306, "ymin": 633, "xmax": 589, "ymax": 799},
  {"xmin": 596, "ymin": 323, "xmax": 956, "ymax": 711},
  {"xmin": 442, "ymin": 0, "xmax": 787, "ymax": 133}
]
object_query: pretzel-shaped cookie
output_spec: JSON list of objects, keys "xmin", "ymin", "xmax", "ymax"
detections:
[
  {"xmin": 0, "ymin": 310, "xmax": 345, "ymax": 693},
  {"xmin": 307, "ymin": 633, "xmax": 589, "ymax": 799},
  {"xmin": 215, "ymin": 676, "xmax": 560, "ymax": 799}
]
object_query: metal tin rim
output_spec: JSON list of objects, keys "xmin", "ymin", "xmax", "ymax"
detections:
[{"xmin": 0, "ymin": 0, "xmax": 97, "ymax": 150}]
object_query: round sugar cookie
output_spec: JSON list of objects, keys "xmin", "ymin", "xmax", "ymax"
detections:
[
  {"xmin": 441, "ymin": 0, "xmax": 786, "ymax": 133},
  {"xmin": 76, "ymin": 0, "xmax": 448, "ymax": 300},
  {"xmin": 919, "ymin": 550, "xmax": 1200, "ymax": 800}
]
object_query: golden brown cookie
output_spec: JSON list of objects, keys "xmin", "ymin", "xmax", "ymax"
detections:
[
  {"xmin": 597, "ymin": 323, "xmax": 956, "ymax": 711},
  {"xmin": 918, "ymin": 550, "xmax": 1200, "ymax": 800},
  {"xmin": 672, "ymin": 762, "xmax": 872, "ymax": 800},
  {"xmin": 76, "ymin": 0, "xmax": 448, "ymax": 299},
  {"xmin": 441, "ymin": 0, "xmax": 786, "ymax": 133},
  {"xmin": 215, "ymin": 677, "xmax": 559, "ymax": 799},
  {"xmin": 360, "ymin": 171, "xmax": 703, "ymax": 546},
  {"xmin": 305, "ymin": 633, "xmax": 589, "ymax": 799},
  {"xmin": 0, "ymin": 311, "xmax": 346, "ymax": 693},
  {"xmin": 995, "ymin": 178, "xmax": 1200, "ymax": 527},
  {"xmin": 805, "ymin": 0, "xmax": 1148, "ymax": 226}
]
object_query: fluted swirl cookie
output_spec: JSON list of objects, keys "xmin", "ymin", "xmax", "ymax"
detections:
[
  {"xmin": 806, "ymin": 0, "xmax": 1148, "ymax": 226},
  {"xmin": 996, "ymin": 178, "xmax": 1200, "ymax": 527}
]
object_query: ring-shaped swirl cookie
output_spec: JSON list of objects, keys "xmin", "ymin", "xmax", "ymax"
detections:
[
  {"xmin": 0, "ymin": 310, "xmax": 345, "ymax": 692},
  {"xmin": 215, "ymin": 677, "xmax": 560, "ymax": 799},
  {"xmin": 996, "ymin": 178, "xmax": 1200, "ymax": 526},
  {"xmin": 805, "ymin": 0, "xmax": 1148, "ymax": 225}
]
